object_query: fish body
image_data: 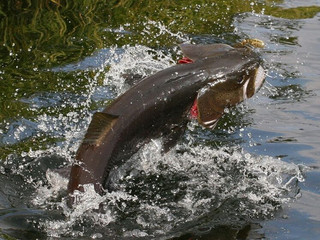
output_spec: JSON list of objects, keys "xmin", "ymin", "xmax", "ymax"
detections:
[{"xmin": 68, "ymin": 44, "xmax": 265, "ymax": 200}]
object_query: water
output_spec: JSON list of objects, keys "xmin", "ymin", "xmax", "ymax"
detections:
[{"xmin": 0, "ymin": 0, "xmax": 320, "ymax": 239}]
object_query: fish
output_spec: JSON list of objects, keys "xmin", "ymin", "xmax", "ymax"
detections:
[{"xmin": 67, "ymin": 42, "xmax": 265, "ymax": 203}]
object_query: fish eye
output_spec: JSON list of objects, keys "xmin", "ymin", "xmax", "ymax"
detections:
[{"xmin": 237, "ymin": 77, "xmax": 245, "ymax": 84}]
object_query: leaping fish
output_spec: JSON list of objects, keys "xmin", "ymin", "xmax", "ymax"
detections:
[{"xmin": 68, "ymin": 40, "xmax": 265, "ymax": 204}]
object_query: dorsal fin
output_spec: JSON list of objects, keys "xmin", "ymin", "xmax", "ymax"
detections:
[
  {"xmin": 82, "ymin": 112, "xmax": 118, "ymax": 146},
  {"xmin": 179, "ymin": 44, "xmax": 234, "ymax": 61}
]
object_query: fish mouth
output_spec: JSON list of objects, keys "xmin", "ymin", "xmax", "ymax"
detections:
[
  {"xmin": 253, "ymin": 65, "xmax": 265, "ymax": 93},
  {"xmin": 244, "ymin": 65, "xmax": 265, "ymax": 99}
]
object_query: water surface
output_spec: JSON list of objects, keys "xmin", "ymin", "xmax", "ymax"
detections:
[{"xmin": 0, "ymin": 0, "xmax": 320, "ymax": 239}]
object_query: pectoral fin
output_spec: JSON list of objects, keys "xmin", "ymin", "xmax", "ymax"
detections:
[
  {"xmin": 82, "ymin": 112, "xmax": 118, "ymax": 146},
  {"xmin": 179, "ymin": 44, "xmax": 233, "ymax": 61},
  {"xmin": 196, "ymin": 88, "xmax": 224, "ymax": 129}
]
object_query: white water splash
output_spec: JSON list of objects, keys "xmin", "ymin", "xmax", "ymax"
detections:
[
  {"xmin": 35, "ymin": 139, "xmax": 304, "ymax": 238},
  {"xmin": 104, "ymin": 45, "xmax": 176, "ymax": 94}
]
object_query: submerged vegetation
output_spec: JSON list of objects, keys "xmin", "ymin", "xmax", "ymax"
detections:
[
  {"xmin": 0, "ymin": 0, "xmax": 320, "ymax": 158},
  {"xmin": 1, "ymin": 0, "xmax": 320, "ymax": 68}
]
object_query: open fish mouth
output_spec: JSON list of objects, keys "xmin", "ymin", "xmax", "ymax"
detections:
[{"xmin": 244, "ymin": 65, "xmax": 265, "ymax": 100}]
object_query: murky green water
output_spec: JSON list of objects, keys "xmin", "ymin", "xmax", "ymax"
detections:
[{"xmin": 1, "ymin": 0, "xmax": 320, "ymax": 239}]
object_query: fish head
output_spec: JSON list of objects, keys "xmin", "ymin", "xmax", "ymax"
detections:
[
  {"xmin": 196, "ymin": 64, "xmax": 265, "ymax": 128},
  {"xmin": 179, "ymin": 42, "xmax": 265, "ymax": 128},
  {"xmin": 213, "ymin": 64, "xmax": 265, "ymax": 103}
]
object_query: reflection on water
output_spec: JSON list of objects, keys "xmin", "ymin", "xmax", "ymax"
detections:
[{"xmin": 1, "ymin": 0, "xmax": 320, "ymax": 239}]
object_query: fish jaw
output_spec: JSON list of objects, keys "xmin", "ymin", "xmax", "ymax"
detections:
[
  {"xmin": 253, "ymin": 65, "xmax": 265, "ymax": 94},
  {"xmin": 244, "ymin": 65, "xmax": 265, "ymax": 99}
]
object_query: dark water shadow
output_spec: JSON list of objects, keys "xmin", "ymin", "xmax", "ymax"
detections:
[{"xmin": 171, "ymin": 223, "xmax": 264, "ymax": 240}]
